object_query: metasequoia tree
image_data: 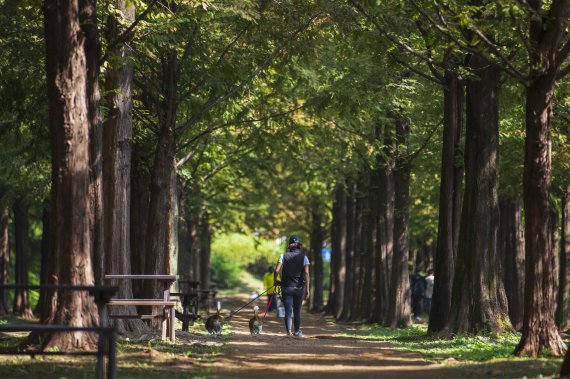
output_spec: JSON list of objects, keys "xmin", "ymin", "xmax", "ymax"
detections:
[
  {"xmin": 0, "ymin": 207, "xmax": 8, "ymax": 316},
  {"xmin": 32, "ymin": 0, "xmax": 99, "ymax": 349},
  {"xmin": 12, "ymin": 197, "xmax": 33, "ymax": 318},
  {"xmin": 102, "ymin": 0, "xmax": 146, "ymax": 333},
  {"xmin": 349, "ymin": 0, "xmax": 465, "ymax": 332}
]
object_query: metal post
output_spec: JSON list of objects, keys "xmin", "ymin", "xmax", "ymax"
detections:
[{"xmin": 107, "ymin": 329, "xmax": 117, "ymax": 379}]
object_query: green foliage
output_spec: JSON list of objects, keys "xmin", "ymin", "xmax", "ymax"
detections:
[
  {"xmin": 211, "ymin": 233, "xmax": 281, "ymax": 268},
  {"xmin": 210, "ymin": 255, "xmax": 242, "ymax": 289}
]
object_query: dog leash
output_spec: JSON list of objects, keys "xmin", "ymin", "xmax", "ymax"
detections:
[
  {"xmin": 261, "ymin": 291, "xmax": 274, "ymax": 324},
  {"xmin": 226, "ymin": 285, "xmax": 275, "ymax": 320}
]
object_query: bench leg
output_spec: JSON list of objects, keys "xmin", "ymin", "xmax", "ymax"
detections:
[
  {"xmin": 170, "ymin": 306, "xmax": 175, "ymax": 342},
  {"xmin": 161, "ymin": 309, "xmax": 167, "ymax": 341}
]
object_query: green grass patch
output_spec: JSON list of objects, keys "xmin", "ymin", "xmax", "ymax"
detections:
[{"xmin": 343, "ymin": 324, "xmax": 564, "ymax": 363}]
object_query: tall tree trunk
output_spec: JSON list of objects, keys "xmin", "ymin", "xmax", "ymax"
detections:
[
  {"xmin": 429, "ymin": 71, "xmax": 464, "ymax": 334},
  {"xmin": 559, "ymin": 188, "xmax": 570, "ymax": 330},
  {"xmin": 350, "ymin": 188, "xmax": 364, "ymax": 320},
  {"xmin": 178, "ymin": 182, "xmax": 192, "ymax": 281},
  {"xmin": 385, "ymin": 117, "xmax": 412, "ymax": 328},
  {"xmin": 130, "ymin": 147, "xmax": 150, "ymax": 298},
  {"xmin": 34, "ymin": 0, "xmax": 99, "ymax": 349},
  {"xmin": 35, "ymin": 207, "xmax": 51, "ymax": 316},
  {"xmin": 358, "ymin": 182, "xmax": 374, "ymax": 320},
  {"xmin": 323, "ymin": 184, "xmax": 342, "ymax": 315},
  {"xmin": 333, "ymin": 184, "xmax": 347, "ymax": 319},
  {"xmin": 373, "ymin": 122, "xmax": 394, "ymax": 324},
  {"xmin": 103, "ymin": 0, "xmax": 145, "ymax": 333},
  {"xmin": 81, "ymin": 0, "xmax": 104, "ymax": 285},
  {"xmin": 499, "ymin": 200, "xmax": 525, "ymax": 330},
  {"xmin": 13, "ymin": 198, "xmax": 33, "ymax": 319},
  {"xmin": 341, "ymin": 182, "xmax": 355, "ymax": 321},
  {"xmin": 199, "ymin": 212, "xmax": 211, "ymax": 290},
  {"xmin": 188, "ymin": 205, "xmax": 201, "ymax": 282},
  {"xmin": 143, "ymin": 51, "xmax": 179, "ymax": 309},
  {"xmin": 309, "ymin": 200, "xmax": 324, "ymax": 312},
  {"xmin": 0, "ymin": 207, "xmax": 9, "ymax": 316},
  {"xmin": 516, "ymin": 0, "xmax": 569, "ymax": 358},
  {"xmin": 444, "ymin": 56, "xmax": 509, "ymax": 334}
]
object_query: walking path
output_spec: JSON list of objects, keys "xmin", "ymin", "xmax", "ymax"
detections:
[{"xmin": 209, "ymin": 295, "xmax": 467, "ymax": 379}]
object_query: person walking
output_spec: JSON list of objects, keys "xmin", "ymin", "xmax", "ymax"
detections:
[
  {"xmin": 263, "ymin": 266, "xmax": 278, "ymax": 312},
  {"xmin": 424, "ymin": 269, "xmax": 434, "ymax": 317},
  {"xmin": 410, "ymin": 268, "xmax": 425, "ymax": 322},
  {"xmin": 274, "ymin": 235, "xmax": 310, "ymax": 337}
]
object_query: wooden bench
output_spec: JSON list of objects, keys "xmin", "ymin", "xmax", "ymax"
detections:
[
  {"xmin": 171, "ymin": 280, "xmax": 201, "ymax": 331},
  {"xmin": 104, "ymin": 275, "xmax": 178, "ymax": 342}
]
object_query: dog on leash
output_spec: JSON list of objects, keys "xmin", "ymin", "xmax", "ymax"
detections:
[
  {"xmin": 249, "ymin": 305, "xmax": 262, "ymax": 335},
  {"xmin": 205, "ymin": 301, "xmax": 224, "ymax": 336}
]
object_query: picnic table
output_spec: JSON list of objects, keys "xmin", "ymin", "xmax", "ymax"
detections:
[{"xmin": 104, "ymin": 274, "xmax": 178, "ymax": 341}]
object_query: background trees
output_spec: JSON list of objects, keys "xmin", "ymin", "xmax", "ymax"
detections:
[{"xmin": 0, "ymin": 0, "xmax": 569, "ymax": 360}]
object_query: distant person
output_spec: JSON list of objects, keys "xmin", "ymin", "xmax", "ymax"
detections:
[
  {"xmin": 424, "ymin": 269, "xmax": 434, "ymax": 317},
  {"xmin": 410, "ymin": 269, "xmax": 425, "ymax": 322},
  {"xmin": 263, "ymin": 265, "xmax": 277, "ymax": 312},
  {"xmin": 274, "ymin": 235, "xmax": 310, "ymax": 337}
]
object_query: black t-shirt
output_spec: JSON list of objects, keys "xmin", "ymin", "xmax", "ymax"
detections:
[{"xmin": 280, "ymin": 249, "xmax": 307, "ymax": 288}]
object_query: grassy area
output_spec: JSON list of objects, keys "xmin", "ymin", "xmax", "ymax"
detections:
[
  {"xmin": 0, "ymin": 318, "xmax": 230, "ymax": 378},
  {"xmin": 342, "ymin": 324, "xmax": 563, "ymax": 376}
]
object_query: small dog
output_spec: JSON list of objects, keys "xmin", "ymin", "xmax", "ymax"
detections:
[
  {"xmin": 205, "ymin": 301, "xmax": 224, "ymax": 336},
  {"xmin": 249, "ymin": 305, "xmax": 262, "ymax": 335}
]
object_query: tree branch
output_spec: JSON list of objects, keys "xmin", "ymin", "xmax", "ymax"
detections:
[
  {"xmin": 99, "ymin": 0, "xmax": 159, "ymax": 65},
  {"xmin": 176, "ymin": 6, "xmax": 331, "ymax": 133},
  {"xmin": 350, "ymin": 0, "xmax": 445, "ymax": 69},
  {"xmin": 389, "ymin": 53, "xmax": 443, "ymax": 85},
  {"xmin": 407, "ymin": 119, "xmax": 442, "ymax": 163}
]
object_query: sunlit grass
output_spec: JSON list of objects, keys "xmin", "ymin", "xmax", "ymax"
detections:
[{"xmin": 343, "ymin": 324, "xmax": 564, "ymax": 364}]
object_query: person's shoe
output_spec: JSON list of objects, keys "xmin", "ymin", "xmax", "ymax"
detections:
[
  {"xmin": 286, "ymin": 331, "xmax": 293, "ymax": 337},
  {"xmin": 414, "ymin": 316, "xmax": 422, "ymax": 322},
  {"xmin": 293, "ymin": 330, "xmax": 303, "ymax": 337}
]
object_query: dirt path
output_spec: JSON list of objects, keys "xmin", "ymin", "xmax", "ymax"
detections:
[{"xmin": 209, "ymin": 295, "xmax": 466, "ymax": 379}]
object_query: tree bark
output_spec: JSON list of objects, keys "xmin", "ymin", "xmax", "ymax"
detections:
[
  {"xmin": 350, "ymin": 187, "xmax": 364, "ymax": 320},
  {"xmin": 130, "ymin": 148, "xmax": 150, "ymax": 297},
  {"xmin": 309, "ymin": 200, "xmax": 324, "ymax": 312},
  {"xmin": 373, "ymin": 122, "xmax": 394, "ymax": 324},
  {"xmin": 199, "ymin": 212, "xmax": 211, "ymax": 289},
  {"xmin": 33, "ymin": 0, "xmax": 99, "ymax": 349},
  {"xmin": 499, "ymin": 200, "xmax": 525, "ymax": 330},
  {"xmin": 178, "ymin": 181, "xmax": 192, "ymax": 281},
  {"xmin": 444, "ymin": 55, "xmax": 510, "ymax": 334},
  {"xmin": 333, "ymin": 184, "xmax": 347, "ymax": 319},
  {"xmin": 188, "ymin": 204, "xmax": 201, "ymax": 282},
  {"xmin": 358, "ymin": 181, "xmax": 374, "ymax": 321},
  {"xmin": 81, "ymin": 0, "xmax": 104, "ymax": 285},
  {"xmin": 35, "ymin": 206, "xmax": 51, "ymax": 316},
  {"xmin": 385, "ymin": 116, "xmax": 412, "ymax": 328},
  {"xmin": 341, "ymin": 181, "xmax": 356, "ymax": 321},
  {"xmin": 323, "ymin": 184, "xmax": 342, "ymax": 315},
  {"xmin": 102, "ymin": 0, "xmax": 146, "ymax": 334},
  {"xmin": 143, "ymin": 51, "xmax": 179, "ymax": 311},
  {"xmin": 559, "ymin": 188, "xmax": 570, "ymax": 330},
  {"xmin": 516, "ymin": 0, "xmax": 570, "ymax": 358},
  {"xmin": 0, "ymin": 207, "xmax": 9, "ymax": 316},
  {"xmin": 13, "ymin": 198, "xmax": 33, "ymax": 319},
  {"xmin": 429, "ymin": 71, "xmax": 464, "ymax": 334}
]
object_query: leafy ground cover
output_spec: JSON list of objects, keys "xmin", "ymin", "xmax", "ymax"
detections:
[{"xmin": 342, "ymin": 323, "xmax": 563, "ymax": 377}]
